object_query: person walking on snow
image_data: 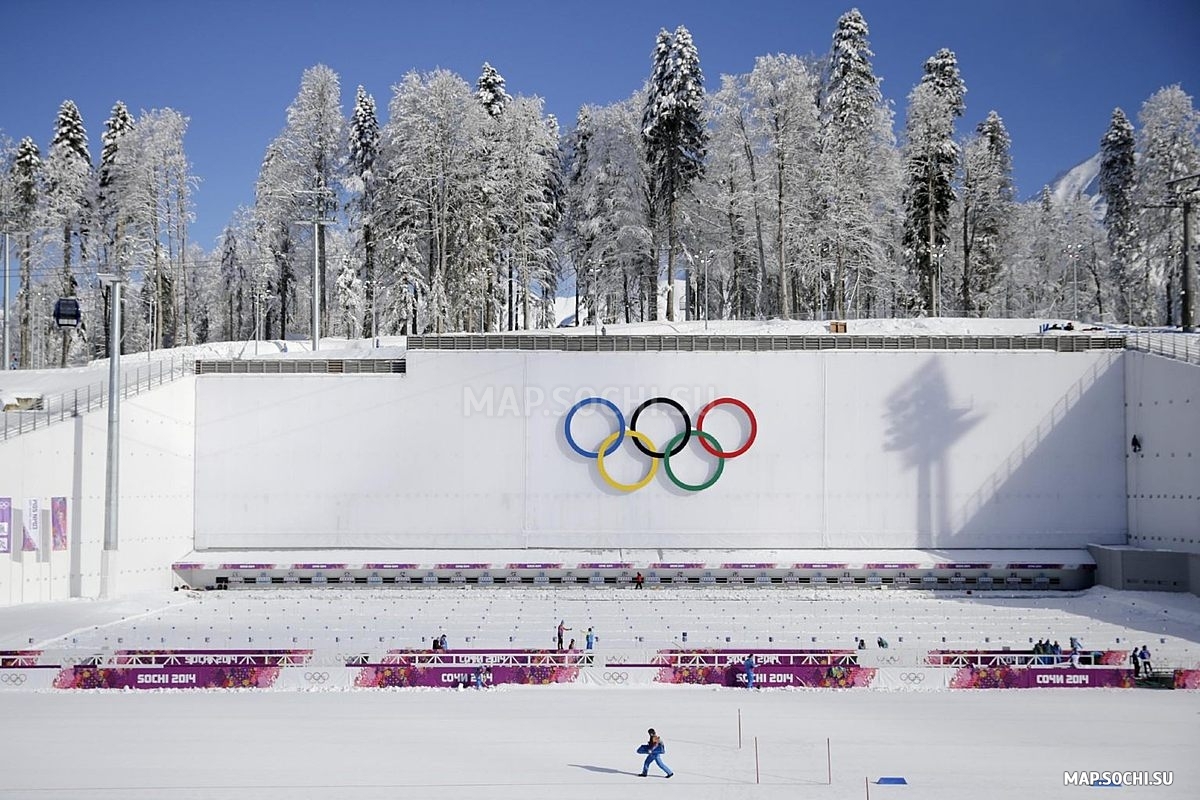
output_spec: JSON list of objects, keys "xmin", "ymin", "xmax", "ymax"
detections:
[
  {"xmin": 586, "ymin": 627, "xmax": 595, "ymax": 650},
  {"xmin": 637, "ymin": 728, "xmax": 673, "ymax": 778},
  {"xmin": 557, "ymin": 620, "xmax": 571, "ymax": 650},
  {"xmin": 744, "ymin": 654, "xmax": 757, "ymax": 689}
]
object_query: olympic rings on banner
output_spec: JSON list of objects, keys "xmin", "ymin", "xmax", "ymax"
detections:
[
  {"xmin": 564, "ymin": 397, "xmax": 625, "ymax": 458},
  {"xmin": 0, "ymin": 673, "xmax": 28, "ymax": 685},
  {"xmin": 603, "ymin": 671, "xmax": 630, "ymax": 683},
  {"xmin": 596, "ymin": 430, "xmax": 659, "ymax": 492},
  {"xmin": 304, "ymin": 672, "xmax": 330, "ymax": 683},
  {"xmin": 630, "ymin": 397, "xmax": 691, "ymax": 458},
  {"xmin": 565, "ymin": 396, "xmax": 756, "ymax": 492},
  {"xmin": 899, "ymin": 673, "xmax": 925, "ymax": 683}
]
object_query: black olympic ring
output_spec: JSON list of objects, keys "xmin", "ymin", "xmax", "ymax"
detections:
[
  {"xmin": 304, "ymin": 672, "xmax": 330, "ymax": 683},
  {"xmin": 0, "ymin": 673, "xmax": 28, "ymax": 684},
  {"xmin": 604, "ymin": 671, "xmax": 630, "ymax": 683},
  {"xmin": 899, "ymin": 673, "xmax": 925, "ymax": 683},
  {"xmin": 630, "ymin": 398, "xmax": 691, "ymax": 458}
]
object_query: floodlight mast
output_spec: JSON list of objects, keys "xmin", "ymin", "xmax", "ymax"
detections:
[
  {"xmin": 1165, "ymin": 172, "xmax": 1200, "ymax": 333},
  {"xmin": 97, "ymin": 272, "xmax": 124, "ymax": 598}
]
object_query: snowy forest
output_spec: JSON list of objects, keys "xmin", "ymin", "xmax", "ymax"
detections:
[{"xmin": 1, "ymin": 9, "xmax": 1198, "ymax": 367}]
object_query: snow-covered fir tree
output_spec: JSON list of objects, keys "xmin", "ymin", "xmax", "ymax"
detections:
[
  {"xmin": 348, "ymin": 85, "xmax": 380, "ymax": 336},
  {"xmin": 282, "ymin": 65, "xmax": 345, "ymax": 335},
  {"xmin": 1098, "ymin": 107, "xmax": 1138, "ymax": 323},
  {"xmin": 818, "ymin": 8, "xmax": 899, "ymax": 318},
  {"xmin": 1133, "ymin": 84, "xmax": 1199, "ymax": 325},
  {"xmin": 902, "ymin": 49, "xmax": 965, "ymax": 315},
  {"xmin": 957, "ymin": 110, "xmax": 1014, "ymax": 315},
  {"xmin": 642, "ymin": 26, "xmax": 708, "ymax": 320},
  {"xmin": 748, "ymin": 54, "xmax": 821, "ymax": 319},
  {"xmin": 476, "ymin": 62, "xmax": 511, "ymax": 119},
  {"xmin": 10, "ymin": 136, "xmax": 40, "ymax": 367},
  {"xmin": 43, "ymin": 100, "xmax": 93, "ymax": 366}
]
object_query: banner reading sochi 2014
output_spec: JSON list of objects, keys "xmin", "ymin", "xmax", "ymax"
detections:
[
  {"xmin": 51, "ymin": 497, "xmax": 67, "ymax": 551},
  {"xmin": 23, "ymin": 498, "xmax": 39, "ymax": 552},
  {"xmin": 0, "ymin": 497, "xmax": 11, "ymax": 553}
]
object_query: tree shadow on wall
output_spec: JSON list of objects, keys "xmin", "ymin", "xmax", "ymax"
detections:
[{"xmin": 884, "ymin": 359, "xmax": 981, "ymax": 548}]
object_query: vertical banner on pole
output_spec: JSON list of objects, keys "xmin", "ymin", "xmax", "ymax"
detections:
[
  {"xmin": 23, "ymin": 497, "xmax": 40, "ymax": 552},
  {"xmin": 51, "ymin": 497, "xmax": 68, "ymax": 551},
  {"xmin": 0, "ymin": 497, "xmax": 11, "ymax": 553}
]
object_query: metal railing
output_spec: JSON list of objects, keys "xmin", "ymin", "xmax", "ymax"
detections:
[
  {"xmin": 1, "ymin": 355, "xmax": 193, "ymax": 442},
  {"xmin": 193, "ymin": 359, "xmax": 405, "ymax": 375},
  {"xmin": 1124, "ymin": 332, "xmax": 1200, "ymax": 366},
  {"xmin": 406, "ymin": 333, "xmax": 1127, "ymax": 353}
]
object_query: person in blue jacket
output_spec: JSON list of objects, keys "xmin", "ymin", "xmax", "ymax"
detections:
[
  {"xmin": 744, "ymin": 654, "xmax": 757, "ymax": 689},
  {"xmin": 638, "ymin": 728, "xmax": 673, "ymax": 778}
]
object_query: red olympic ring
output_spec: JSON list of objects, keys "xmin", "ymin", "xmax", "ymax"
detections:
[{"xmin": 696, "ymin": 397, "xmax": 757, "ymax": 459}]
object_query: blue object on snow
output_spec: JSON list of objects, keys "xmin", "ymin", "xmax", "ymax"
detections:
[{"xmin": 876, "ymin": 777, "xmax": 908, "ymax": 785}]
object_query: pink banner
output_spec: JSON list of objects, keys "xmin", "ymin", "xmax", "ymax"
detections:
[
  {"xmin": 0, "ymin": 497, "xmax": 10, "ymax": 554},
  {"xmin": 53, "ymin": 664, "xmax": 283, "ymax": 690},
  {"xmin": 951, "ymin": 666, "xmax": 1134, "ymax": 689},
  {"xmin": 354, "ymin": 650, "xmax": 580, "ymax": 688},
  {"xmin": 1174, "ymin": 670, "xmax": 1200, "ymax": 690},
  {"xmin": 51, "ymin": 497, "xmax": 67, "ymax": 551}
]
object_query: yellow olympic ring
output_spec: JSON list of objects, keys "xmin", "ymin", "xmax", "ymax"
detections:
[{"xmin": 596, "ymin": 430, "xmax": 660, "ymax": 492}]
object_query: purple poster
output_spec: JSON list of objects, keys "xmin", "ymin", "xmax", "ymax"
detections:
[
  {"xmin": 0, "ymin": 497, "xmax": 10, "ymax": 554},
  {"xmin": 51, "ymin": 497, "xmax": 68, "ymax": 551}
]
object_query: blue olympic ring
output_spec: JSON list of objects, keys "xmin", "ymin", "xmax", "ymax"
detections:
[{"xmin": 564, "ymin": 397, "xmax": 627, "ymax": 458}]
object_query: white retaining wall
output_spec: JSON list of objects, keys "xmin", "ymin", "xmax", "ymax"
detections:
[
  {"xmin": 0, "ymin": 379, "xmax": 195, "ymax": 607},
  {"xmin": 1125, "ymin": 352, "xmax": 1200, "ymax": 554},
  {"xmin": 194, "ymin": 350, "xmax": 1127, "ymax": 550}
]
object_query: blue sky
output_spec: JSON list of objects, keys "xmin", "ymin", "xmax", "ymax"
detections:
[{"xmin": 1, "ymin": 0, "xmax": 1197, "ymax": 251}]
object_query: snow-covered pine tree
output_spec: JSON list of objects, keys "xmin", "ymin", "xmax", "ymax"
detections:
[
  {"xmin": 818, "ymin": 8, "xmax": 899, "ymax": 318},
  {"xmin": 642, "ymin": 26, "xmax": 708, "ymax": 320},
  {"xmin": 44, "ymin": 99, "xmax": 93, "ymax": 365},
  {"xmin": 561, "ymin": 96, "xmax": 654, "ymax": 325},
  {"xmin": 958, "ymin": 110, "xmax": 1014, "ymax": 316},
  {"xmin": 1133, "ymin": 84, "xmax": 1200, "ymax": 325},
  {"xmin": 748, "ymin": 54, "xmax": 820, "ymax": 319},
  {"xmin": 94, "ymin": 101, "xmax": 135, "ymax": 356},
  {"xmin": 284, "ymin": 65, "xmax": 345, "ymax": 336},
  {"xmin": 902, "ymin": 49, "xmax": 965, "ymax": 316},
  {"xmin": 377, "ymin": 69, "xmax": 487, "ymax": 333},
  {"xmin": 476, "ymin": 62, "xmax": 511, "ymax": 119},
  {"xmin": 10, "ymin": 136, "xmax": 40, "ymax": 367},
  {"xmin": 348, "ymin": 85, "xmax": 380, "ymax": 336},
  {"xmin": 1098, "ymin": 108, "xmax": 1138, "ymax": 324},
  {"xmin": 253, "ymin": 138, "xmax": 299, "ymax": 340},
  {"xmin": 705, "ymin": 73, "xmax": 767, "ymax": 319}
]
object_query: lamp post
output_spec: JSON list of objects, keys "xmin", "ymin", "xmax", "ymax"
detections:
[{"xmin": 97, "ymin": 273, "xmax": 124, "ymax": 599}]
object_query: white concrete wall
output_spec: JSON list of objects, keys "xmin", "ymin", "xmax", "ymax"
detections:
[
  {"xmin": 1125, "ymin": 353, "xmax": 1200, "ymax": 554},
  {"xmin": 0, "ymin": 379, "xmax": 195, "ymax": 607},
  {"xmin": 195, "ymin": 350, "xmax": 1127, "ymax": 550}
]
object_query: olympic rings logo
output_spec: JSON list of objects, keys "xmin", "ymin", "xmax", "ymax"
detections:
[
  {"xmin": 0, "ymin": 673, "xmax": 28, "ymax": 685},
  {"xmin": 304, "ymin": 672, "xmax": 330, "ymax": 683},
  {"xmin": 564, "ymin": 396, "xmax": 757, "ymax": 492},
  {"xmin": 899, "ymin": 673, "xmax": 925, "ymax": 683},
  {"xmin": 604, "ymin": 671, "xmax": 630, "ymax": 683}
]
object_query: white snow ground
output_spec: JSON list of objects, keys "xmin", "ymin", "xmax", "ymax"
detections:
[{"xmin": 1, "ymin": 587, "xmax": 1198, "ymax": 799}]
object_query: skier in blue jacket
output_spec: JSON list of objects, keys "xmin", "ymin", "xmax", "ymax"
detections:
[
  {"xmin": 744, "ymin": 654, "xmax": 757, "ymax": 689},
  {"xmin": 638, "ymin": 728, "xmax": 673, "ymax": 778}
]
